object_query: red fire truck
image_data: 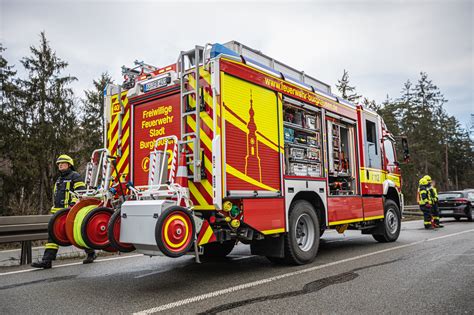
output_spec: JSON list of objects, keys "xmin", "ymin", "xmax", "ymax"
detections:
[{"xmin": 50, "ymin": 41, "xmax": 406, "ymax": 265}]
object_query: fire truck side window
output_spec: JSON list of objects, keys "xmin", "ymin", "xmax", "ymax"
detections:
[
  {"xmin": 383, "ymin": 139, "xmax": 396, "ymax": 165},
  {"xmin": 365, "ymin": 119, "xmax": 381, "ymax": 169}
]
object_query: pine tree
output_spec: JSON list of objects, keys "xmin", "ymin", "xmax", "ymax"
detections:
[
  {"xmin": 0, "ymin": 44, "xmax": 19, "ymax": 214},
  {"xmin": 16, "ymin": 32, "xmax": 78, "ymax": 213},
  {"xmin": 363, "ymin": 97, "xmax": 380, "ymax": 112},
  {"xmin": 79, "ymin": 73, "xmax": 113, "ymax": 164},
  {"xmin": 336, "ymin": 69, "xmax": 361, "ymax": 103}
]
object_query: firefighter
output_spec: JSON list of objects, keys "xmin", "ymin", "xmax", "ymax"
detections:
[
  {"xmin": 418, "ymin": 177, "xmax": 434, "ymax": 229},
  {"xmin": 32, "ymin": 155, "xmax": 97, "ymax": 269},
  {"xmin": 426, "ymin": 176, "xmax": 443, "ymax": 228}
]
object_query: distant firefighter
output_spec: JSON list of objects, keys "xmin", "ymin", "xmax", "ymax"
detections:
[
  {"xmin": 425, "ymin": 176, "xmax": 443, "ymax": 228},
  {"xmin": 418, "ymin": 177, "xmax": 434, "ymax": 230}
]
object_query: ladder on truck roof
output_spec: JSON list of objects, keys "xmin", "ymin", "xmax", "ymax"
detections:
[
  {"xmin": 222, "ymin": 41, "xmax": 331, "ymax": 94},
  {"xmin": 178, "ymin": 46, "xmax": 205, "ymax": 182}
]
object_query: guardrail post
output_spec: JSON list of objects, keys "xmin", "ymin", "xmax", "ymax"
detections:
[{"xmin": 20, "ymin": 241, "xmax": 32, "ymax": 265}]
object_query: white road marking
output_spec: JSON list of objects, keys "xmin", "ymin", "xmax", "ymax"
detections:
[
  {"xmin": 0, "ymin": 254, "xmax": 143, "ymax": 276},
  {"xmin": 134, "ymin": 228, "xmax": 474, "ymax": 314}
]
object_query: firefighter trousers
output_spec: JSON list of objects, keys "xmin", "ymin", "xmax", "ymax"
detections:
[
  {"xmin": 420, "ymin": 205, "xmax": 432, "ymax": 228},
  {"xmin": 431, "ymin": 204, "xmax": 440, "ymax": 225}
]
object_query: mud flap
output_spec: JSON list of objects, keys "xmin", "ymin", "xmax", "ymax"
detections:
[{"xmin": 250, "ymin": 235, "xmax": 285, "ymax": 258}]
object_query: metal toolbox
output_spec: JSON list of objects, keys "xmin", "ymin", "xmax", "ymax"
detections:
[
  {"xmin": 307, "ymin": 148, "xmax": 320, "ymax": 160},
  {"xmin": 289, "ymin": 147, "xmax": 306, "ymax": 160},
  {"xmin": 284, "ymin": 127, "xmax": 294, "ymax": 142},
  {"xmin": 289, "ymin": 163, "xmax": 308, "ymax": 176},
  {"xmin": 120, "ymin": 199, "xmax": 175, "ymax": 247},
  {"xmin": 308, "ymin": 164, "xmax": 321, "ymax": 177}
]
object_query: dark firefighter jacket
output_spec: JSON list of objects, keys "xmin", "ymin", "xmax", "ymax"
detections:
[{"xmin": 51, "ymin": 169, "xmax": 86, "ymax": 213}]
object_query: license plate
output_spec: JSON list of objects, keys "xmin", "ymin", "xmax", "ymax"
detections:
[
  {"xmin": 143, "ymin": 77, "xmax": 169, "ymax": 92},
  {"xmin": 441, "ymin": 210, "xmax": 454, "ymax": 214}
]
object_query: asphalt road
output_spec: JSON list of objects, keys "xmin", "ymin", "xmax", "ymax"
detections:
[{"xmin": 1, "ymin": 219, "xmax": 473, "ymax": 314}]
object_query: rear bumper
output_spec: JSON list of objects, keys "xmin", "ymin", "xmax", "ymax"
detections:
[{"xmin": 439, "ymin": 205, "xmax": 469, "ymax": 217}]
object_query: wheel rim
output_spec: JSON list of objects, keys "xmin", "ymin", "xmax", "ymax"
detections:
[
  {"xmin": 295, "ymin": 213, "xmax": 315, "ymax": 252},
  {"xmin": 161, "ymin": 211, "xmax": 193, "ymax": 253},
  {"xmin": 53, "ymin": 212, "xmax": 69, "ymax": 244},
  {"xmin": 385, "ymin": 208, "xmax": 398, "ymax": 235},
  {"xmin": 86, "ymin": 211, "xmax": 111, "ymax": 247}
]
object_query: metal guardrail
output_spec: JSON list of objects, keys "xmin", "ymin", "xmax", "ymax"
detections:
[
  {"xmin": 0, "ymin": 215, "xmax": 51, "ymax": 265},
  {"xmin": 403, "ymin": 205, "xmax": 423, "ymax": 216}
]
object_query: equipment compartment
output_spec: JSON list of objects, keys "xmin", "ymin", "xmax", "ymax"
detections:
[{"xmin": 283, "ymin": 99, "xmax": 322, "ymax": 178}]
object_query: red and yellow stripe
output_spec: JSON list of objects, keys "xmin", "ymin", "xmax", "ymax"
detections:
[
  {"xmin": 107, "ymin": 91, "xmax": 131, "ymax": 183},
  {"xmin": 184, "ymin": 67, "xmax": 216, "ymax": 210},
  {"xmin": 197, "ymin": 220, "xmax": 216, "ymax": 246}
]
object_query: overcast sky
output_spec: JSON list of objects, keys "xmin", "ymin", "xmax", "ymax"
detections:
[{"xmin": 1, "ymin": 0, "xmax": 473, "ymax": 128}]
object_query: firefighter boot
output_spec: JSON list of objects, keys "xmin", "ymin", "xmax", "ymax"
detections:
[
  {"xmin": 434, "ymin": 217, "xmax": 444, "ymax": 228},
  {"xmin": 83, "ymin": 250, "xmax": 97, "ymax": 264},
  {"xmin": 31, "ymin": 248, "xmax": 57, "ymax": 269},
  {"xmin": 31, "ymin": 260, "xmax": 52, "ymax": 269}
]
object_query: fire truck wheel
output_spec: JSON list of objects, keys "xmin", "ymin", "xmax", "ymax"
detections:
[
  {"xmin": 200, "ymin": 241, "xmax": 235, "ymax": 261},
  {"xmin": 107, "ymin": 210, "xmax": 135, "ymax": 253},
  {"xmin": 155, "ymin": 206, "xmax": 195, "ymax": 258},
  {"xmin": 81, "ymin": 207, "xmax": 114, "ymax": 249},
  {"xmin": 372, "ymin": 200, "xmax": 401, "ymax": 243},
  {"xmin": 48, "ymin": 208, "xmax": 72, "ymax": 246},
  {"xmin": 284, "ymin": 200, "xmax": 320, "ymax": 265}
]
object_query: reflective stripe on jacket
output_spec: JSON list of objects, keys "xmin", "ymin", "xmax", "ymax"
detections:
[
  {"xmin": 418, "ymin": 185, "xmax": 432, "ymax": 206},
  {"xmin": 51, "ymin": 169, "xmax": 85, "ymax": 212},
  {"xmin": 429, "ymin": 186, "xmax": 438, "ymax": 203}
]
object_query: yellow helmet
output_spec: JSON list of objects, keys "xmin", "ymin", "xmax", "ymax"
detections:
[
  {"xmin": 423, "ymin": 175, "xmax": 432, "ymax": 182},
  {"xmin": 419, "ymin": 177, "xmax": 428, "ymax": 186},
  {"xmin": 56, "ymin": 155, "xmax": 74, "ymax": 167}
]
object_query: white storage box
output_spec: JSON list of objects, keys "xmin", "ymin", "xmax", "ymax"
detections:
[
  {"xmin": 307, "ymin": 148, "xmax": 320, "ymax": 160},
  {"xmin": 120, "ymin": 199, "xmax": 175, "ymax": 247},
  {"xmin": 308, "ymin": 164, "xmax": 321, "ymax": 177},
  {"xmin": 290, "ymin": 147, "xmax": 305, "ymax": 160},
  {"xmin": 290, "ymin": 163, "xmax": 308, "ymax": 176}
]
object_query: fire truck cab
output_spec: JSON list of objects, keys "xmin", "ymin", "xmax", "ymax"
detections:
[{"xmin": 104, "ymin": 41, "xmax": 404, "ymax": 265}]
